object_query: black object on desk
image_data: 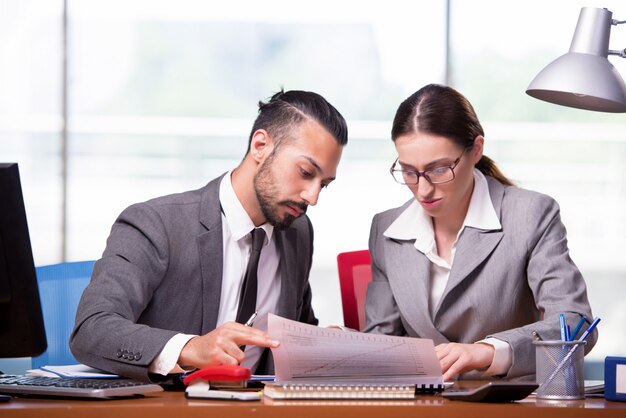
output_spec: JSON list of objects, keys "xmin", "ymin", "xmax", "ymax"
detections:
[{"xmin": 442, "ymin": 382, "xmax": 538, "ymax": 402}]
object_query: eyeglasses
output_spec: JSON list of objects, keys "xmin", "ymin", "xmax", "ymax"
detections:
[{"xmin": 389, "ymin": 152, "xmax": 465, "ymax": 185}]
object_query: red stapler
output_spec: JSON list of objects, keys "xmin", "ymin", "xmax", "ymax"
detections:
[{"xmin": 183, "ymin": 365, "xmax": 251, "ymax": 388}]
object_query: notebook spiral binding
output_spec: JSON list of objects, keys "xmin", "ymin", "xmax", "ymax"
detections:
[{"xmin": 263, "ymin": 383, "xmax": 444, "ymax": 400}]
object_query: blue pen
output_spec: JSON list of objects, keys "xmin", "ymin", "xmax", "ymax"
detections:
[
  {"xmin": 558, "ymin": 313, "xmax": 571, "ymax": 393},
  {"xmin": 559, "ymin": 313, "xmax": 567, "ymax": 341},
  {"xmin": 576, "ymin": 317, "xmax": 601, "ymax": 343},
  {"xmin": 570, "ymin": 316, "xmax": 587, "ymax": 341}
]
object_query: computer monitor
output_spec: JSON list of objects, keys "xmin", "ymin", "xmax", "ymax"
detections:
[{"xmin": 0, "ymin": 163, "xmax": 47, "ymax": 358}]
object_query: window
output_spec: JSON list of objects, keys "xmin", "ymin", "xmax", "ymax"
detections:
[{"xmin": 1, "ymin": 0, "xmax": 623, "ymax": 366}]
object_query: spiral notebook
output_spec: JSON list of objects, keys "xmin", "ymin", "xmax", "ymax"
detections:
[
  {"xmin": 265, "ymin": 314, "xmax": 444, "ymax": 399},
  {"xmin": 263, "ymin": 382, "xmax": 424, "ymax": 400}
]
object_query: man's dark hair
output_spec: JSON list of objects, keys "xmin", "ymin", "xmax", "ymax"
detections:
[{"xmin": 246, "ymin": 89, "xmax": 348, "ymax": 153}]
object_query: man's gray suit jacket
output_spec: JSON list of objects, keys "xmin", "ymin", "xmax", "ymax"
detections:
[
  {"xmin": 70, "ymin": 174, "xmax": 318, "ymax": 381},
  {"xmin": 364, "ymin": 176, "xmax": 596, "ymax": 379}
]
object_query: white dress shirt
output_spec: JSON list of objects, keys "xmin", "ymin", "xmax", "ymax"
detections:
[
  {"xmin": 383, "ymin": 169, "xmax": 511, "ymax": 376},
  {"xmin": 149, "ymin": 172, "xmax": 281, "ymax": 375}
]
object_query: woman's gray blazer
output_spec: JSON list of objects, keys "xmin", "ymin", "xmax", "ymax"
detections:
[{"xmin": 364, "ymin": 176, "xmax": 596, "ymax": 379}]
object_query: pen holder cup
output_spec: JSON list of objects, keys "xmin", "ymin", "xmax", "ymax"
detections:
[{"xmin": 534, "ymin": 340, "xmax": 586, "ymax": 400}]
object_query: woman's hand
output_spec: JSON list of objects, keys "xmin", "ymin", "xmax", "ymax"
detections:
[{"xmin": 435, "ymin": 342, "xmax": 494, "ymax": 381}]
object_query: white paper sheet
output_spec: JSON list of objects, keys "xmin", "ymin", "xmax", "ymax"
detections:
[
  {"xmin": 30, "ymin": 364, "xmax": 120, "ymax": 379},
  {"xmin": 268, "ymin": 314, "xmax": 443, "ymax": 385}
]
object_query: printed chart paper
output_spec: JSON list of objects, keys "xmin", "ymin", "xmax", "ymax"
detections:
[{"xmin": 268, "ymin": 314, "xmax": 443, "ymax": 385}]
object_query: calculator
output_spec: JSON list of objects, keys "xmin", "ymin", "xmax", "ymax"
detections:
[{"xmin": 442, "ymin": 382, "xmax": 538, "ymax": 402}]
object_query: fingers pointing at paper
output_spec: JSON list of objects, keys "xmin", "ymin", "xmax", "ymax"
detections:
[
  {"xmin": 178, "ymin": 322, "xmax": 280, "ymax": 370},
  {"xmin": 435, "ymin": 342, "xmax": 495, "ymax": 381}
]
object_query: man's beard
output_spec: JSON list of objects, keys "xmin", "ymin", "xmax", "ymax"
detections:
[{"xmin": 253, "ymin": 156, "xmax": 307, "ymax": 230}]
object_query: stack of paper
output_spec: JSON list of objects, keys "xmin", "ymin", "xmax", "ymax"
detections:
[
  {"xmin": 264, "ymin": 314, "xmax": 443, "ymax": 399},
  {"xmin": 27, "ymin": 364, "xmax": 120, "ymax": 379}
]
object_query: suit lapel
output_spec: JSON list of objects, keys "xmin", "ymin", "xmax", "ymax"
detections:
[
  {"xmin": 433, "ymin": 177, "xmax": 505, "ymax": 319},
  {"xmin": 197, "ymin": 174, "xmax": 226, "ymax": 334},
  {"xmin": 386, "ymin": 240, "xmax": 448, "ymax": 341}
]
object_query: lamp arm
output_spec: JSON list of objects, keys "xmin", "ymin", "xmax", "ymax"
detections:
[
  {"xmin": 608, "ymin": 49, "xmax": 626, "ymax": 58},
  {"xmin": 610, "ymin": 18, "xmax": 626, "ymax": 58}
]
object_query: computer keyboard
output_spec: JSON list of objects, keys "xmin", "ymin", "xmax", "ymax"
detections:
[{"xmin": 0, "ymin": 374, "xmax": 163, "ymax": 399}]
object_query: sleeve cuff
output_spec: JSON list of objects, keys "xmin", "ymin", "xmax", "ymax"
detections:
[
  {"xmin": 476, "ymin": 337, "xmax": 512, "ymax": 376},
  {"xmin": 148, "ymin": 333, "xmax": 196, "ymax": 376}
]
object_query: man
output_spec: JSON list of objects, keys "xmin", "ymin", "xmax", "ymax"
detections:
[{"xmin": 70, "ymin": 90, "xmax": 348, "ymax": 381}]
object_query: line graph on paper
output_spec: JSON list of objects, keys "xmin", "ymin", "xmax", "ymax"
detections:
[{"xmin": 268, "ymin": 314, "xmax": 442, "ymax": 382}]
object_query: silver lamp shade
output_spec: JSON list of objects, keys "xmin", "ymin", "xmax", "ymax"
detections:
[{"xmin": 526, "ymin": 7, "xmax": 626, "ymax": 113}]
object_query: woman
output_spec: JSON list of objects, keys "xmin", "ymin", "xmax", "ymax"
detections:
[{"xmin": 364, "ymin": 84, "xmax": 596, "ymax": 380}]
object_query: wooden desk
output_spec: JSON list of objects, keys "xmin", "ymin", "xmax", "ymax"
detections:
[{"xmin": 1, "ymin": 389, "xmax": 625, "ymax": 418}]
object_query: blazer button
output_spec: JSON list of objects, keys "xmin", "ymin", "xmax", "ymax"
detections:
[
  {"xmin": 134, "ymin": 353, "xmax": 142, "ymax": 361},
  {"xmin": 116, "ymin": 349, "xmax": 123, "ymax": 358}
]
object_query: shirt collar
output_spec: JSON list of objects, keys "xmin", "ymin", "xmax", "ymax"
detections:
[
  {"xmin": 219, "ymin": 171, "xmax": 274, "ymax": 244},
  {"xmin": 384, "ymin": 169, "xmax": 500, "ymax": 252},
  {"xmin": 464, "ymin": 169, "xmax": 501, "ymax": 231}
]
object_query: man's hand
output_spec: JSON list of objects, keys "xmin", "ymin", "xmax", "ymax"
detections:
[
  {"xmin": 178, "ymin": 322, "xmax": 280, "ymax": 370},
  {"xmin": 435, "ymin": 342, "xmax": 494, "ymax": 381}
]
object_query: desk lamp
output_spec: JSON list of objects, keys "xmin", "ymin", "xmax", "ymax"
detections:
[{"xmin": 526, "ymin": 7, "xmax": 626, "ymax": 113}]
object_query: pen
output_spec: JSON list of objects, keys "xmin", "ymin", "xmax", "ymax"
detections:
[
  {"xmin": 570, "ymin": 316, "xmax": 587, "ymax": 341},
  {"xmin": 239, "ymin": 311, "xmax": 258, "ymax": 352},
  {"xmin": 532, "ymin": 330, "xmax": 562, "ymax": 369},
  {"xmin": 576, "ymin": 317, "xmax": 600, "ymax": 343},
  {"xmin": 245, "ymin": 311, "xmax": 258, "ymax": 327},
  {"xmin": 559, "ymin": 313, "xmax": 567, "ymax": 342}
]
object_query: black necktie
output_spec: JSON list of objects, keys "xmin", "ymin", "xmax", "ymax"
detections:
[{"xmin": 236, "ymin": 228, "xmax": 266, "ymax": 324}]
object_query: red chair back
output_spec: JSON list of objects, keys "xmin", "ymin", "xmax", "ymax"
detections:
[{"xmin": 337, "ymin": 250, "xmax": 372, "ymax": 331}]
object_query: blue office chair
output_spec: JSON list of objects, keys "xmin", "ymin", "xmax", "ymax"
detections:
[{"xmin": 31, "ymin": 260, "xmax": 96, "ymax": 369}]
